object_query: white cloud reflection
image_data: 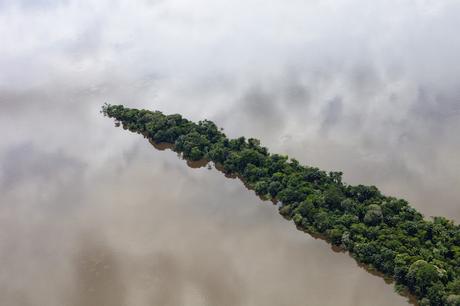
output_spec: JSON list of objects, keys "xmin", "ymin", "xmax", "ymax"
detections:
[{"xmin": 0, "ymin": 1, "xmax": 459, "ymax": 305}]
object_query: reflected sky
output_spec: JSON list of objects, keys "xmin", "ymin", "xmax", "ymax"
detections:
[{"xmin": 0, "ymin": 1, "xmax": 459, "ymax": 305}]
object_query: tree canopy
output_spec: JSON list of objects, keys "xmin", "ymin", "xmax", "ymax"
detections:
[{"xmin": 102, "ymin": 104, "xmax": 460, "ymax": 306}]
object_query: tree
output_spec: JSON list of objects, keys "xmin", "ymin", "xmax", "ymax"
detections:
[
  {"xmin": 328, "ymin": 228, "xmax": 343, "ymax": 245},
  {"xmin": 324, "ymin": 185, "xmax": 345, "ymax": 209},
  {"xmin": 364, "ymin": 204, "xmax": 383, "ymax": 225},
  {"xmin": 407, "ymin": 260, "xmax": 440, "ymax": 296},
  {"xmin": 446, "ymin": 295, "xmax": 460, "ymax": 306}
]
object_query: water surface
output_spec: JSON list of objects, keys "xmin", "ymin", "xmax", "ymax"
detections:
[{"xmin": 1, "ymin": 1, "xmax": 460, "ymax": 305}]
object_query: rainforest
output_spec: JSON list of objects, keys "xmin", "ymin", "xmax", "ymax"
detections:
[{"xmin": 102, "ymin": 104, "xmax": 460, "ymax": 306}]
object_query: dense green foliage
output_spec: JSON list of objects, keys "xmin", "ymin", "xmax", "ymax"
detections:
[{"xmin": 103, "ymin": 104, "xmax": 460, "ymax": 305}]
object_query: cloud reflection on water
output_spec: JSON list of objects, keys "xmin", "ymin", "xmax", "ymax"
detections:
[{"xmin": 0, "ymin": 0, "xmax": 459, "ymax": 305}]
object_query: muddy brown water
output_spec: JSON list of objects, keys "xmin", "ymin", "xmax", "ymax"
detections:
[
  {"xmin": 1, "ymin": 2, "xmax": 460, "ymax": 304},
  {"xmin": 2, "ymin": 95, "xmax": 458, "ymax": 306},
  {"xmin": 0, "ymin": 133, "xmax": 419, "ymax": 306}
]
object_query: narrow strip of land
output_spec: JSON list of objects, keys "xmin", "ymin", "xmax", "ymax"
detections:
[{"xmin": 102, "ymin": 104, "xmax": 460, "ymax": 306}]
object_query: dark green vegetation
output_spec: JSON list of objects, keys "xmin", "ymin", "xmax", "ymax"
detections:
[{"xmin": 102, "ymin": 104, "xmax": 460, "ymax": 306}]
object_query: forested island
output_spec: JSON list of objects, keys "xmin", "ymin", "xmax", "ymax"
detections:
[{"xmin": 102, "ymin": 104, "xmax": 460, "ymax": 306}]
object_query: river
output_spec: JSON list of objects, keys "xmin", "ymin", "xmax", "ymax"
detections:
[{"xmin": 1, "ymin": 1, "xmax": 459, "ymax": 305}]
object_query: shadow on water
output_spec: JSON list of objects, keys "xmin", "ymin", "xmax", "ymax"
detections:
[{"xmin": 146, "ymin": 139, "xmax": 418, "ymax": 306}]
